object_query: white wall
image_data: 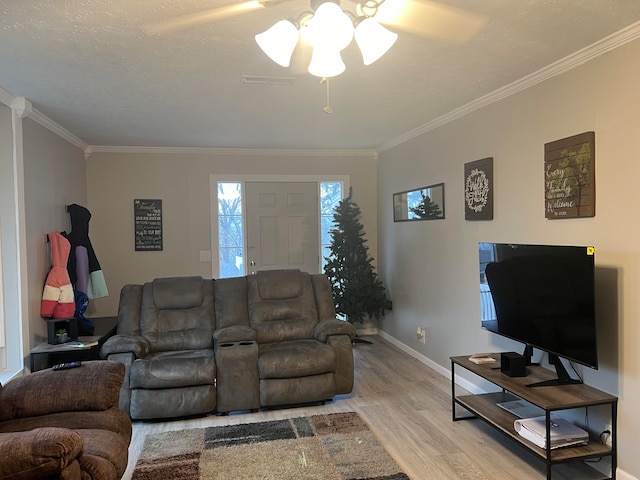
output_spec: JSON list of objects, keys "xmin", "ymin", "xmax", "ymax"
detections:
[
  {"xmin": 377, "ymin": 38, "xmax": 640, "ymax": 478},
  {"xmin": 22, "ymin": 118, "xmax": 87, "ymax": 347},
  {"xmin": 85, "ymin": 150, "xmax": 378, "ymax": 316}
]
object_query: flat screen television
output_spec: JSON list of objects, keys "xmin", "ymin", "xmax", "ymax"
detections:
[{"xmin": 479, "ymin": 242, "xmax": 597, "ymax": 386}]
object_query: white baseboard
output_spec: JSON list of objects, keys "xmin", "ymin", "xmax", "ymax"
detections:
[
  {"xmin": 375, "ymin": 329, "xmax": 637, "ymax": 480},
  {"xmin": 615, "ymin": 469, "xmax": 638, "ymax": 480},
  {"xmin": 376, "ymin": 330, "xmax": 482, "ymax": 395}
]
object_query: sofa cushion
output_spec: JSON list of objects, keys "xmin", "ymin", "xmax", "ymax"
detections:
[
  {"xmin": 247, "ymin": 271, "xmax": 319, "ymax": 343},
  {"xmin": 130, "ymin": 350, "xmax": 216, "ymax": 389},
  {"xmin": 129, "ymin": 385, "xmax": 216, "ymax": 420},
  {"xmin": 258, "ymin": 340, "xmax": 336, "ymax": 379},
  {"xmin": 256, "ymin": 269, "xmax": 302, "ymax": 300},
  {"xmin": 141, "ymin": 278, "xmax": 216, "ymax": 352},
  {"xmin": 0, "ymin": 362, "xmax": 124, "ymax": 422},
  {"xmin": 152, "ymin": 276, "xmax": 204, "ymax": 310},
  {"xmin": 260, "ymin": 373, "xmax": 336, "ymax": 407}
]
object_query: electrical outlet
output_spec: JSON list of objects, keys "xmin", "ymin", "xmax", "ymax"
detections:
[
  {"xmin": 199, "ymin": 250, "xmax": 212, "ymax": 262},
  {"xmin": 417, "ymin": 327, "xmax": 426, "ymax": 344}
]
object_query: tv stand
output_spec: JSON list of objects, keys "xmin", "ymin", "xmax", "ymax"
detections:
[{"xmin": 451, "ymin": 355, "xmax": 617, "ymax": 480}]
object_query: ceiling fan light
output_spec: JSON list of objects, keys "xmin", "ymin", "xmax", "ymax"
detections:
[
  {"xmin": 307, "ymin": 47, "xmax": 346, "ymax": 78},
  {"xmin": 306, "ymin": 2, "xmax": 354, "ymax": 51},
  {"xmin": 255, "ymin": 20, "xmax": 299, "ymax": 67},
  {"xmin": 354, "ymin": 18, "xmax": 398, "ymax": 65}
]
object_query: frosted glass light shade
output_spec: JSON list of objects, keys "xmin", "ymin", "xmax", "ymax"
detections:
[
  {"xmin": 307, "ymin": 47, "xmax": 346, "ymax": 77},
  {"xmin": 306, "ymin": 2, "xmax": 353, "ymax": 51},
  {"xmin": 255, "ymin": 20, "xmax": 299, "ymax": 67},
  {"xmin": 354, "ymin": 18, "xmax": 398, "ymax": 65}
]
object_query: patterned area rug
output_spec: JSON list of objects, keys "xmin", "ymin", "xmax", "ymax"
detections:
[{"xmin": 132, "ymin": 411, "xmax": 409, "ymax": 480}]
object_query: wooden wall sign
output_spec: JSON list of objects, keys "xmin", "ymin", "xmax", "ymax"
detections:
[
  {"xmin": 464, "ymin": 157, "xmax": 493, "ymax": 220},
  {"xmin": 134, "ymin": 199, "xmax": 163, "ymax": 251},
  {"xmin": 544, "ymin": 131, "xmax": 595, "ymax": 219}
]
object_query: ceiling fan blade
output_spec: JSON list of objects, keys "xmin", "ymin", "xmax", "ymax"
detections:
[
  {"xmin": 375, "ymin": 0, "xmax": 487, "ymax": 43},
  {"xmin": 141, "ymin": 1, "xmax": 266, "ymax": 35}
]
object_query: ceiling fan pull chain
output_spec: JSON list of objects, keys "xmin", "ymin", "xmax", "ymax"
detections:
[{"xmin": 322, "ymin": 77, "xmax": 334, "ymax": 114}]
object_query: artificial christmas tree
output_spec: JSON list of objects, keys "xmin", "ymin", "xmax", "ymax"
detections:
[
  {"xmin": 410, "ymin": 190, "xmax": 442, "ymax": 219},
  {"xmin": 324, "ymin": 188, "xmax": 391, "ymax": 327}
]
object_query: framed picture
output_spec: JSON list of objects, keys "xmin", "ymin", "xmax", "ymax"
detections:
[
  {"xmin": 393, "ymin": 183, "xmax": 445, "ymax": 222},
  {"xmin": 464, "ymin": 157, "xmax": 493, "ymax": 220},
  {"xmin": 134, "ymin": 199, "xmax": 163, "ymax": 251},
  {"xmin": 544, "ymin": 131, "xmax": 595, "ymax": 219}
]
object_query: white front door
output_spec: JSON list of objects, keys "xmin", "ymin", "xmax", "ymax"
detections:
[{"xmin": 245, "ymin": 181, "xmax": 319, "ymax": 274}]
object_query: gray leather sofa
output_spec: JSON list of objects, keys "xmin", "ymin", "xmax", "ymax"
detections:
[{"xmin": 101, "ymin": 270, "xmax": 356, "ymax": 420}]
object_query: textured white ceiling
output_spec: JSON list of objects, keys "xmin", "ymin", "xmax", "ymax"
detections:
[{"xmin": 2, "ymin": 1, "xmax": 640, "ymax": 150}]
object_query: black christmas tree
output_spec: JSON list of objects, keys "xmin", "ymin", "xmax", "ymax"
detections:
[{"xmin": 324, "ymin": 188, "xmax": 391, "ymax": 326}]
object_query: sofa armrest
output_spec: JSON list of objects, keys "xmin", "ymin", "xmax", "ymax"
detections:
[
  {"xmin": 214, "ymin": 325, "xmax": 257, "ymax": 344},
  {"xmin": 0, "ymin": 407, "xmax": 132, "ymax": 441},
  {"xmin": 0, "ymin": 428, "xmax": 83, "ymax": 480},
  {"xmin": 314, "ymin": 319, "xmax": 356, "ymax": 342},
  {"xmin": 101, "ymin": 334, "xmax": 151, "ymax": 358},
  {"xmin": 0, "ymin": 361, "xmax": 124, "ymax": 422}
]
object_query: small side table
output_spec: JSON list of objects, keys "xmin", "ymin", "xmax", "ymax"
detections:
[{"xmin": 30, "ymin": 316, "xmax": 118, "ymax": 372}]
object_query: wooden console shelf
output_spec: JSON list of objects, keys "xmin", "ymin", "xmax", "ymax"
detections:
[{"xmin": 451, "ymin": 355, "xmax": 617, "ymax": 480}]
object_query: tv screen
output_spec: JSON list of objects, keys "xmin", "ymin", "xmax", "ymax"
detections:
[{"xmin": 479, "ymin": 242, "xmax": 598, "ymax": 373}]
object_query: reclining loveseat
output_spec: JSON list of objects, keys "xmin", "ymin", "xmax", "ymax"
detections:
[{"xmin": 101, "ymin": 269, "xmax": 356, "ymax": 420}]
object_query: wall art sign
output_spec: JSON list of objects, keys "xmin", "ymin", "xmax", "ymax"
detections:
[
  {"xmin": 544, "ymin": 131, "xmax": 595, "ymax": 219},
  {"xmin": 393, "ymin": 183, "xmax": 445, "ymax": 222},
  {"xmin": 134, "ymin": 199, "xmax": 163, "ymax": 251},
  {"xmin": 464, "ymin": 157, "xmax": 493, "ymax": 220}
]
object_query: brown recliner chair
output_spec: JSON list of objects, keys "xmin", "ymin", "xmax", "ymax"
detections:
[{"xmin": 0, "ymin": 361, "xmax": 131, "ymax": 480}]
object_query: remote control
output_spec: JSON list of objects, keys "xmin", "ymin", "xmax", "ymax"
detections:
[{"xmin": 52, "ymin": 361, "xmax": 82, "ymax": 370}]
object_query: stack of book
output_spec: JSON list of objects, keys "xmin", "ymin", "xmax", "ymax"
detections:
[{"xmin": 514, "ymin": 416, "xmax": 589, "ymax": 449}]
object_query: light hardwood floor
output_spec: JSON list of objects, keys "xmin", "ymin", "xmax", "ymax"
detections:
[{"xmin": 122, "ymin": 335, "xmax": 609, "ymax": 480}]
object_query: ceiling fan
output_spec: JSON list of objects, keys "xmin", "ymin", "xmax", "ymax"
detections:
[
  {"xmin": 142, "ymin": 0, "xmax": 486, "ymax": 80},
  {"xmin": 141, "ymin": 0, "xmax": 487, "ymax": 43}
]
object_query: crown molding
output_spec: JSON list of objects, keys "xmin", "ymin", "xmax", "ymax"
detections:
[
  {"xmin": 0, "ymin": 86, "xmax": 14, "ymax": 107},
  {"xmin": 84, "ymin": 145, "xmax": 377, "ymax": 158},
  {"xmin": 377, "ymin": 20, "xmax": 640, "ymax": 153},
  {"xmin": 11, "ymin": 97, "xmax": 32, "ymax": 119},
  {"xmin": 28, "ymin": 109, "xmax": 88, "ymax": 150},
  {"xmin": 0, "ymin": 87, "xmax": 88, "ymax": 150}
]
